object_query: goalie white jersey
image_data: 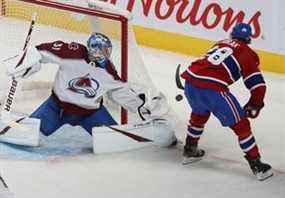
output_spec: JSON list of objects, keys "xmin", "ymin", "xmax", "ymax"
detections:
[{"xmin": 35, "ymin": 41, "xmax": 142, "ymax": 115}]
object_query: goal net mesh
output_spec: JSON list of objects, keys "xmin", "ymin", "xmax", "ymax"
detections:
[{"xmin": 0, "ymin": 0, "xmax": 163, "ymax": 123}]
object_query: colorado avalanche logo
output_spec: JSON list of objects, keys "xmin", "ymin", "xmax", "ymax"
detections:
[{"xmin": 68, "ymin": 74, "xmax": 99, "ymax": 98}]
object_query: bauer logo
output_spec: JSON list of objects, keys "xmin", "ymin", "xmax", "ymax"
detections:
[
  {"xmin": 68, "ymin": 74, "xmax": 99, "ymax": 98},
  {"xmin": 4, "ymin": 79, "xmax": 18, "ymax": 112}
]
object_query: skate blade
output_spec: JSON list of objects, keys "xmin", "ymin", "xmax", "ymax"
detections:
[
  {"xmin": 256, "ymin": 170, "xmax": 274, "ymax": 181},
  {"xmin": 182, "ymin": 156, "xmax": 203, "ymax": 165}
]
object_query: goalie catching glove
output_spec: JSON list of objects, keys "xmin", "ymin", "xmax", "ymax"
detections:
[
  {"xmin": 4, "ymin": 46, "xmax": 42, "ymax": 79},
  {"xmin": 137, "ymin": 93, "xmax": 168, "ymax": 121}
]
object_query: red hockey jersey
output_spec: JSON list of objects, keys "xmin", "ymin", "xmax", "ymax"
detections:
[{"xmin": 181, "ymin": 39, "xmax": 266, "ymax": 106}]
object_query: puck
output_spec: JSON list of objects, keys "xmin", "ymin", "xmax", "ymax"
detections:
[{"xmin": 175, "ymin": 94, "xmax": 183, "ymax": 101}]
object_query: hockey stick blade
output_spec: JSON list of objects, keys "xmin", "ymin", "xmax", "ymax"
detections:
[
  {"xmin": 175, "ymin": 64, "xmax": 184, "ymax": 90},
  {"xmin": 0, "ymin": 175, "xmax": 8, "ymax": 188}
]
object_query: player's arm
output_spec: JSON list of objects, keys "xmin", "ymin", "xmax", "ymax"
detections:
[
  {"xmin": 5, "ymin": 40, "xmax": 85, "ymax": 79},
  {"xmin": 241, "ymin": 52, "xmax": 266, "ymax": 118},
  {"xmin": 3, "ymin": 40, "xmax": 68, "ymax": 79},
  {"xmin": 36, "ymin": 40, "xmax": 84, "ymax": 64},
  {"xmin": 104, "ymin": 59, "xmax": 122, "ymax": 81},
  {"xmin": 4, "ymin": 40, "xmax": 67, "ymax": 79}
]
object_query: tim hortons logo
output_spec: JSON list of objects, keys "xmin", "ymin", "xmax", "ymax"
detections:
[{"xmin": 107, "ymin": 0, "xmax": 261, "ymax": 38}]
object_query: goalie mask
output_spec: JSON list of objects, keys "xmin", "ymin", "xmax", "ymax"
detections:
[{"xmin": 87, "ymin": 32, "xmax": 112, "ymax": 63}]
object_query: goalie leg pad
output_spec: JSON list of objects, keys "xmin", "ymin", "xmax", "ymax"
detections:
[
  {"xmin": 92, "ymin": 119, "xmax": 175, "ymax": 154},
  {"xmin": 0, "ymin": 113, "xmax": 40, "ymax": 146}
]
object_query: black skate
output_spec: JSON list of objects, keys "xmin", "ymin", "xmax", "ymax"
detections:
[
  {"xmin": 182, "ymin": 136, "xmax": 205, "ymax": 165},
  {"xmin": 245, "ymin": 155, "xmax": 273, "ymax": 181}
]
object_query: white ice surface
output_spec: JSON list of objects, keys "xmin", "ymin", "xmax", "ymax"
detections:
[{"xmin": 0, "ymin": 47, "xmax": 285, "ymax": 198}]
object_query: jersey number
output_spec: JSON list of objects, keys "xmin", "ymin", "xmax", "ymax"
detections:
[
  {"xmin": 206, "ymin": 46, "xmax": 233, "ymax": 65},
  {"xmin": 51, "ymin": 41, "xmax": 79, "ymax": 51}
]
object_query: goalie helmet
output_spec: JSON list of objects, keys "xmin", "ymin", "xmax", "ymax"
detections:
[
  {"xmin": 230, "ymin": 23, "xmax": 252, "ymax": 44},
  {"xmin": 87, "ymin": 32, "xmax": 112, "ymax": 63}
]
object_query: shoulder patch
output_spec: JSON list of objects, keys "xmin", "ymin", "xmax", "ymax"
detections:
[{"xmin": 37, "ymin": 41, "xmax": 87, "ymax": 60}]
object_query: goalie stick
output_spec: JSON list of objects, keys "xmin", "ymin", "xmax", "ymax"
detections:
[
  {"xmin": 0, "ymin": 13, "xmax": 40, "ymax": 147},
  {"xmin": 107, "ymin": 125, "xmax": 153, "ymax": 142},
  {"xmin": 1, "ymin": 13, "xmax": 37, "ymax": 123},
  {"xmin": 0, "ymin": 117, "xmax": 25, "ymax": 136}
]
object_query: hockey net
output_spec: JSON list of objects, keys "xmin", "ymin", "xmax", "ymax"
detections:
[{"xmin": 0, "ymin": 0, "xmax": 166, "ymax": 124}]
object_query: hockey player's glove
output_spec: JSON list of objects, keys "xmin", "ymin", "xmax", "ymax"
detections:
[{"xmin": 243, "ymin": 102, "xmax": 264, "ymax": 119}]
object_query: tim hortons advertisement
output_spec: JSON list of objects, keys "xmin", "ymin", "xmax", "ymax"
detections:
[{"xmin": 103, "ymin": 0, "xmax": 281, "ymax": 53}]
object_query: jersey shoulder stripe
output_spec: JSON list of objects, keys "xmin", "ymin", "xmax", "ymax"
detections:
[
  {"xmin": 223, "ymin": 55, "xmax": 241, "ymax": 81},
  {"xmin": 36, "ymin": 40, "xmax": 88, "ymax": 60}
]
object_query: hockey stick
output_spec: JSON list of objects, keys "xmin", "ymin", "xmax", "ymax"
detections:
[
  {"xmin": 0, "ymin": 174, "xmax": 14, "ymax": 198},
  {"xmin": 1, "ymin": 13, "xmax": 37, "ymax": 123},
  {"xmin": 174, "ymin": 64, "xmax": 185, "ymax": 101},
  {"xmin": 0, "ymin": 175, "xmax": 8, "ymax": 188},
  {"xmin": 0, "ymin": 117, "xmax": 25, "ymax": 136},
  {"xmin": 106, "ymin": 125, "xmax": 153, "ymax": 143},
  {"xmin": 0, "ymin": 13, "xmax": 40, "ymax": 146},
  {"xmin": 0, "ymin": 114, "xmax": 40, "ymax": 146},
  {"xmin": 175, "ymin": 64, "xmax": 184, "ymax": 90}
]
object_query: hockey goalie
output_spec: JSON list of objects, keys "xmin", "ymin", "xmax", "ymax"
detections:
[{"xmin": 0, "ymin": 32, "xmax": 176, "ymax": 153}]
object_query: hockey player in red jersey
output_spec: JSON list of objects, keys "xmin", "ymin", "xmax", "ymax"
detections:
[{"xmin": 180, "ymin": 23, "xmax": 273, "ymax": 181}]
